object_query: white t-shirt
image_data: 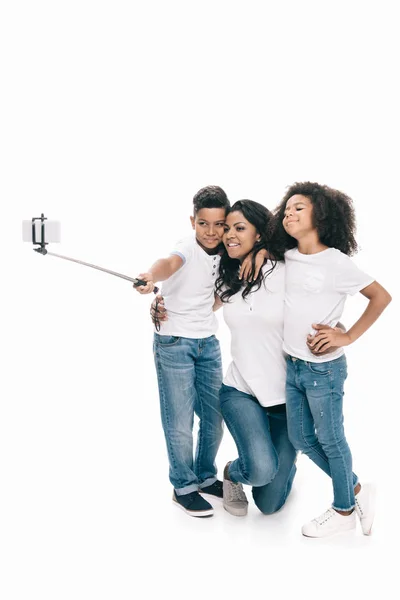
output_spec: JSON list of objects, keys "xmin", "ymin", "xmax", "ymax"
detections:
[
  {"xmin": 283, "ymin": 247, "xmax": 375, "ymax": 362},
  {"xmin": 223, "ymin": 261, "xmax": 286, "ymax": 407},
  {"xmin": 158, "ymin": 234, "xmax": 220, "ymax": 338}
]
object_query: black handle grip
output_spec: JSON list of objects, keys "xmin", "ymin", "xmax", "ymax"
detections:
[{"xmin": 134, "ymin": 278, "xmax": 159, "ymax": 294}]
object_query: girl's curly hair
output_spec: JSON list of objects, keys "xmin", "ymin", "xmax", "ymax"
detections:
[
  {"xmin": 273, "ymin": 181, "xmax": 358, "ymax": 256},
  {"xmin": 215, "ymin": 200, "xmax": 286, "ymax": 302}
]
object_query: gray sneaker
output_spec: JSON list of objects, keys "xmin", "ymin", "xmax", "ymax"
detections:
[{"xmin": 223, "ymin": 466, "xmax": 248, "ymax": 517}]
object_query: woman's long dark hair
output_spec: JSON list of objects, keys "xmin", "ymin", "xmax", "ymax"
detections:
[{"xmin": 215, "ymin": 200, "xmax": 285, "ymax": 302}]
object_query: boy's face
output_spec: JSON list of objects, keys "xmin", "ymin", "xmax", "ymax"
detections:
[
  {"xmin": 190, "ymin": 207, "xmax": 226, "ymax": 254},
  {"xmin": 283, "ymin": 194, "xmax": 314, "ymax": 239}
]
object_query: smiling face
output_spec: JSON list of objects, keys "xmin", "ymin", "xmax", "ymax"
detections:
[
  {"xmin": 283, "ymin": 194, "xmax": 315, "ymax": 240},
  {"xmin": 223, "ymin": 210, "xmax": 261, "ymax": 262},
  {"xmin": 190, "ymin": 207, "xmax": 226, "ymax": 254}
]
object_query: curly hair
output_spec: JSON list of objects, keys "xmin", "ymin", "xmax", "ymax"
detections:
[
  {"xmin": 272, "ymin": 181, "xmax": 358, "ymax": 256},
  {"xmin": 215, "ymin": 200, "xmax": 285, "ymax": 302}
]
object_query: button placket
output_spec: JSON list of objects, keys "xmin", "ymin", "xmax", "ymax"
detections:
[{"xmin": 212, "ymin": 255, "xmax": 217, "ymax": 276}]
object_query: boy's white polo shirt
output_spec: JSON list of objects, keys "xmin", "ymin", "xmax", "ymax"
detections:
[
  {"xmin": 283, "ymin": 247, "xmax": 375, "ymax": 362},
  {"xmin": 157, "ymin": 234, "xmax": 220, "ymax": 338},
  {"xmin": 222, "ymin": 261, "xmax": 286, "ymax": 407}
]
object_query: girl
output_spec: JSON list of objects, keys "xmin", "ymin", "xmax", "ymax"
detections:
[{"xmin": 274, "ymin": 181, "xmax": 392, "ymax": 538}]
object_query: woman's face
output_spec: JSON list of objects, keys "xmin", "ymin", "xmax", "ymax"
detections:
[{"xmin": 223, "ymin": 210, "xmax": 260, "ymax": 262}]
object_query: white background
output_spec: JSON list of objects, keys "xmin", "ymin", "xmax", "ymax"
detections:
[{"xmin": 1, "ymin": 1, "xmax": 399, "ymax": 598}]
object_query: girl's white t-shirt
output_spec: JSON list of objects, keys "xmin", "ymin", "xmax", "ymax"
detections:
[
  {"xmin": 158, "ymin": 234, "xmax": 220, "ymax": 338},
  {"xmin": 222, "ymin": 261, "xmax": 286, "ymax": 407},
  {"xmin": 283, "ymin": 247, "xmax": 375, "ymax": 362}
]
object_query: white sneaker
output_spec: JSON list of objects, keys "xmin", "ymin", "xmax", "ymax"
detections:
[
  {"xmin": 355, "ymin": 483, "xmax": 376, "ymax": 535},
  {"xmin": 302, "ymin": 507, "xmax": 356, "ymax": 538},
  {"xmin": 223, "ymin": 478, "xmax": 248, "ymax": 517}
]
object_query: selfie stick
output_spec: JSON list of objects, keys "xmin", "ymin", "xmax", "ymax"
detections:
[{"xmin": 23, "ymin": 214, "xmax": 159, "ymax": 293}]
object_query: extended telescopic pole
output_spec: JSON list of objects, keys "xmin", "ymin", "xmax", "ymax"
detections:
[{"xmin": 31, "ymin": 214, "xmax": 159, "ymax": 292}]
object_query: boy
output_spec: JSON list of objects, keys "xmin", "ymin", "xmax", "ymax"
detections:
[{"xmin": 134, "ymin": 186, "xmax": 229, "ymax": 517}]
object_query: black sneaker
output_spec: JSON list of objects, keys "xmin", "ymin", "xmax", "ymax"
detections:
[
  {"xmin": 172, "ymin": 490, "xmax": 214, "ymax": 517},
  {"xmin": 199, "ymin": 480, "xmax": 223, "ymax": 501}
]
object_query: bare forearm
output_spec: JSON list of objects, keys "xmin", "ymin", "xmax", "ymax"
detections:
[
  {"xmin": 148, "ymin": 258, "xmax": 177, "ymax": 282},
  {"xmin": 307, "ymin": 283, "xmax": 391, "ymax": 354},
  {"xmin": 135, "ymin": 255, "xmax": 183, "ymax": 294},
  {"xmin": 347, "ymin": 290, "xmax": 392, "ymax": 344}
]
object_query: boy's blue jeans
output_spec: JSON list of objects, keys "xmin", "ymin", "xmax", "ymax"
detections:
[
  {"xmin": 219, "ymin": 384, "xmax": 297, "ymax": 514},
  {"xmin": 153, "ymin": 334, "xmax": 223, "ymax": 495},
  {"xmin": 285, "ymin": 355, "xmax": 358, "ymax": 511}
]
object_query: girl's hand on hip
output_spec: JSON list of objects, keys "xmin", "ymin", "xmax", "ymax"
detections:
[{"xmin": 307, "ymin": 324, "xmax": 351, "ymax": 355}]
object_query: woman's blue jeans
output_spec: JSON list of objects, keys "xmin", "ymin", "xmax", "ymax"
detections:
[
  {"xmin": 153, "ymin": 334, "xmax": 224, "ymax": 495},
  {"xmin": 285, "ymin": 355, "xmax": 358, "ymax": 511},
  {"xmin": 219, "ymin": 384, "xmax": 297, "ymax": 514}
]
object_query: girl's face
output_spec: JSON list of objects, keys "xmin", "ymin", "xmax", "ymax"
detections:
[
  {"xmin": 283, "ymin": 194, "xmax": 314, "ymax": 239},
  {"xmin": 223, "ymin": 210, "xmax": 260, "ymax": 262}
]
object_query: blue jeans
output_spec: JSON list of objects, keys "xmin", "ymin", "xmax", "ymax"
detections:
[
  {"xmin": 285, "ymin": 355, "xmax": 358, "ymax": 511},
  {"xmin": 219, "ymin": 384, "xmax": 297, "ymax": 514},
  {"xmin": 153, "ymin": 334, "xmax": 224, "ymax": 495}
]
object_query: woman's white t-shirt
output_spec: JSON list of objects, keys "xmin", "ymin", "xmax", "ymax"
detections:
[{"xmin": 222, "ymin": 261, "xmax": 286, "ymax": 407}]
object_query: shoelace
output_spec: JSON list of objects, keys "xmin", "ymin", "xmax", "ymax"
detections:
[
  {"xmin": 228, "ymin": 482, "xmax": 247, "ymax": 502},
  {"xmin": 212, "ymin": 481, "xmax": 223, "ymax": 493},
  {"xmin": 185, "ymin": 492, "xmax": 199, "ymax": 507},
  {"xmin": 355, "ymin": 496, "xmax": 364, "ymax": 517},
  {"xmin": 314, "ymin": 508, "xmax": 335, "ymax": 525}
]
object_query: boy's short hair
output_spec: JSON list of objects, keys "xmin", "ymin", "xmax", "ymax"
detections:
[{"xmin": 193, "ymin": 186, "xmax": 230, "ymax": 215}]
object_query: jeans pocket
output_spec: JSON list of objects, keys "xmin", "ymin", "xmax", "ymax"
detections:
[
  {"xmin": 308, "ymin": 362, "xmax": 331, "ymax": 376},
  {"xmin": 155, "ymin": 334, "xmax": 181, "ymax": 347}
]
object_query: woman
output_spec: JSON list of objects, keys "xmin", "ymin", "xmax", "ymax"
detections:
[{"xmin": 214, "ymin": 200, "xmax": 297, "ymax": 516}]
